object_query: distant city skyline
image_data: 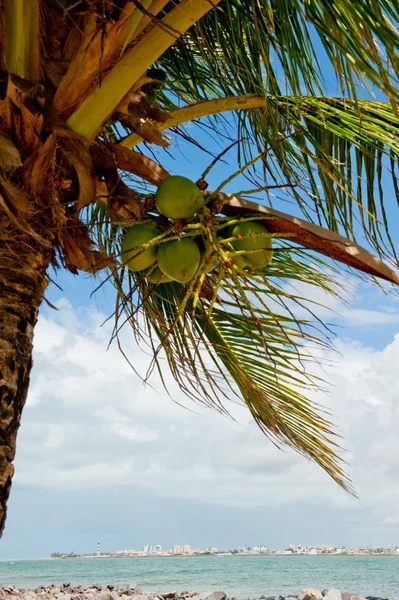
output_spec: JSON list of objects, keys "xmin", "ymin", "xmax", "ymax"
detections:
[{"xmin": 51, "ymin": 541, "xmax": 399, "ymax": 560}]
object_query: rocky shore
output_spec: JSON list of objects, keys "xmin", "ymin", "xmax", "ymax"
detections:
[{"xmin": 0, "ymin": 585, "xmax": 396, "ymax": 600}]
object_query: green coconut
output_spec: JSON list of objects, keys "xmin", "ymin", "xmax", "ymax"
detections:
[
  {"xmin": 148, "ymin": 266, "xmax": 174, "ymax": 284},
  {"xmin": 245, "ymin": 249, "xmax": 273, "ymax": 269},
  {"xmin": 229, "ymin": 220, "xmax": 273, "ymax": 269},
  {"xmin": 121, "ymin": 223, "xmax": 159, "ymax": 272},
  {"xmin": 155, "ymin": 176, "xmax": 205, "ymax": 219},
  {"xmin": 157, "ymin": 237, "xmax": 201, "ymax": 283}
]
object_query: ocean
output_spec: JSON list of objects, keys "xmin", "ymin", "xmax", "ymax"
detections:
[{"xmin": 0, "ymin": 556, "xmax": 398, "ymax": 597}]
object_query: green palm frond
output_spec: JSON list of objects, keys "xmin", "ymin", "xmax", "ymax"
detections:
[
  {"xmin": 238, "ymin": 96, "xmax": 399, "ymax": 261},
  {"xmin": 164, "ymin": 0, "xmax": 399, "ymax": 101}
]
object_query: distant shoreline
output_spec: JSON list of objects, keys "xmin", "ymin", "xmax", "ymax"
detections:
[{"xmin": 49, "ymin": 553, "xmax": 399, "ymax": 559}]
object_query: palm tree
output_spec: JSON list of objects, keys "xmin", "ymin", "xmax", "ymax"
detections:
[{"xmin": 1, "ymin": 0, "xmax": 399, "ymax": 536}]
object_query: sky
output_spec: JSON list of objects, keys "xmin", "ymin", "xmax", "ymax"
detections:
[{"xmin": 2, "ymin": 45, "xmax": 399, "ymax": 559}]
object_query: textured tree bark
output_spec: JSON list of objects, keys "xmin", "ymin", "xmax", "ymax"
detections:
[{"xmin": 0, "ymin": 240, "xmax": 50, "ymax": 536}]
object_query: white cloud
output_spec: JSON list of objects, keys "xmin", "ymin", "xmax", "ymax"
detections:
[
  {"xmin": 283, "ymin": 275, "xmax": 399, "ymax": 328},
  {"xmin": 12, "ymin": 299, "xmax": 399, "ymax": 529}
]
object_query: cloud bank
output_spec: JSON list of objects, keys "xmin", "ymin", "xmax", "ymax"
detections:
[{"xmin": 11, "ymin": 297, "xmax": 399, "ymax": 534}]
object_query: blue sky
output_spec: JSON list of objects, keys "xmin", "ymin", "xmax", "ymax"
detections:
[{"xmin": 2, "ymin": 41, "xmax": 399, "ymax": 558}]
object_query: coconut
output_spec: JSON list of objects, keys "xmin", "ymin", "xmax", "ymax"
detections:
[
  {"xmin": 155, "ymin": 176, "xmax": 205, "ymax": 219},
  {"xmin": 229, "ymin": 220, "xmax": 273, "ymax": 269},
  {"xmin": 245, "ymin": 249, "xmax": 273, "ymax": 269},
  {"xmin": 157, "ymin": 237, "xmax": 201, "ymax": 283},
  {"xmin": 148, "ymin": 266, "xmax": 174, "ymax": 284},
  {"xmin": 121, "ymin": 223, "xmax": 159, "ymax": 272}
]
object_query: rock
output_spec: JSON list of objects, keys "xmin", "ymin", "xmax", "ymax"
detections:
[
  {"xmin": 349, "ymin": 597, "xmax": 367, "ymax": 600},
  {"xmin": 341, "ymin": 595, "xmax": 351, "ymax": 600},
  {"xmin": 204, "ymin": 593, "xmax": 226, "ymax": 600},
  {"xmin": 130, "ymin": 594, "xmax": 151, "ymax": 600},
  {"xmin": 161, "ymin": 594, "xmax": 176, "ymax": 599},
  {"xmin": 286, "ymin": 597, "xmax": 298, "ymax": 600},
  {"xmin": 323, "ymin": 591, "xmax": 342, "ymax": 600},
  {"xmin": 299, "ymin": 591, "xmax": 323, "ymax": 600}
]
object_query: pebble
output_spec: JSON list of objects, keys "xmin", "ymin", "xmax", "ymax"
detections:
[
  {"xmin": 323, "ymin": 591, "xmax": 342, "ymax": 600},
  {"xmin": 299, "ymin": 591, "xmax": 323, "ymax": 600},
  {"xmin": 204, "ymin": 593, "xmax": 226, "ymax": 600}
]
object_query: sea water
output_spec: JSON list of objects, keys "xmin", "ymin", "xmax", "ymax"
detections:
[{"xmin": 0, "ymin": 555, "xmax": 398, "ymax": 597}]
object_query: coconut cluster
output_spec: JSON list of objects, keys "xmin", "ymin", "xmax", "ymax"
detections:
[{"xmin": 120, "ymin": 175, "xmax": 273, "ymax": 285}]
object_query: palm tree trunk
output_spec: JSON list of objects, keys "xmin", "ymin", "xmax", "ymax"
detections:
[{"xmin": 0, "ymin": 238, "xmax": 50, "ymax": 536}]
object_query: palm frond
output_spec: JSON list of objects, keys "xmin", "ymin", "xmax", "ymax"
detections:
[
  {"xmin": 237, "ymin": 95, "xmax": 399, "ymax": 262},
  {"xmin": 3, "ymin": 0, "xmax": 40, "ymax": 82},
  {"xmin": 66, "ymin": 0, "xmax": 222, "ymax": 138}
]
